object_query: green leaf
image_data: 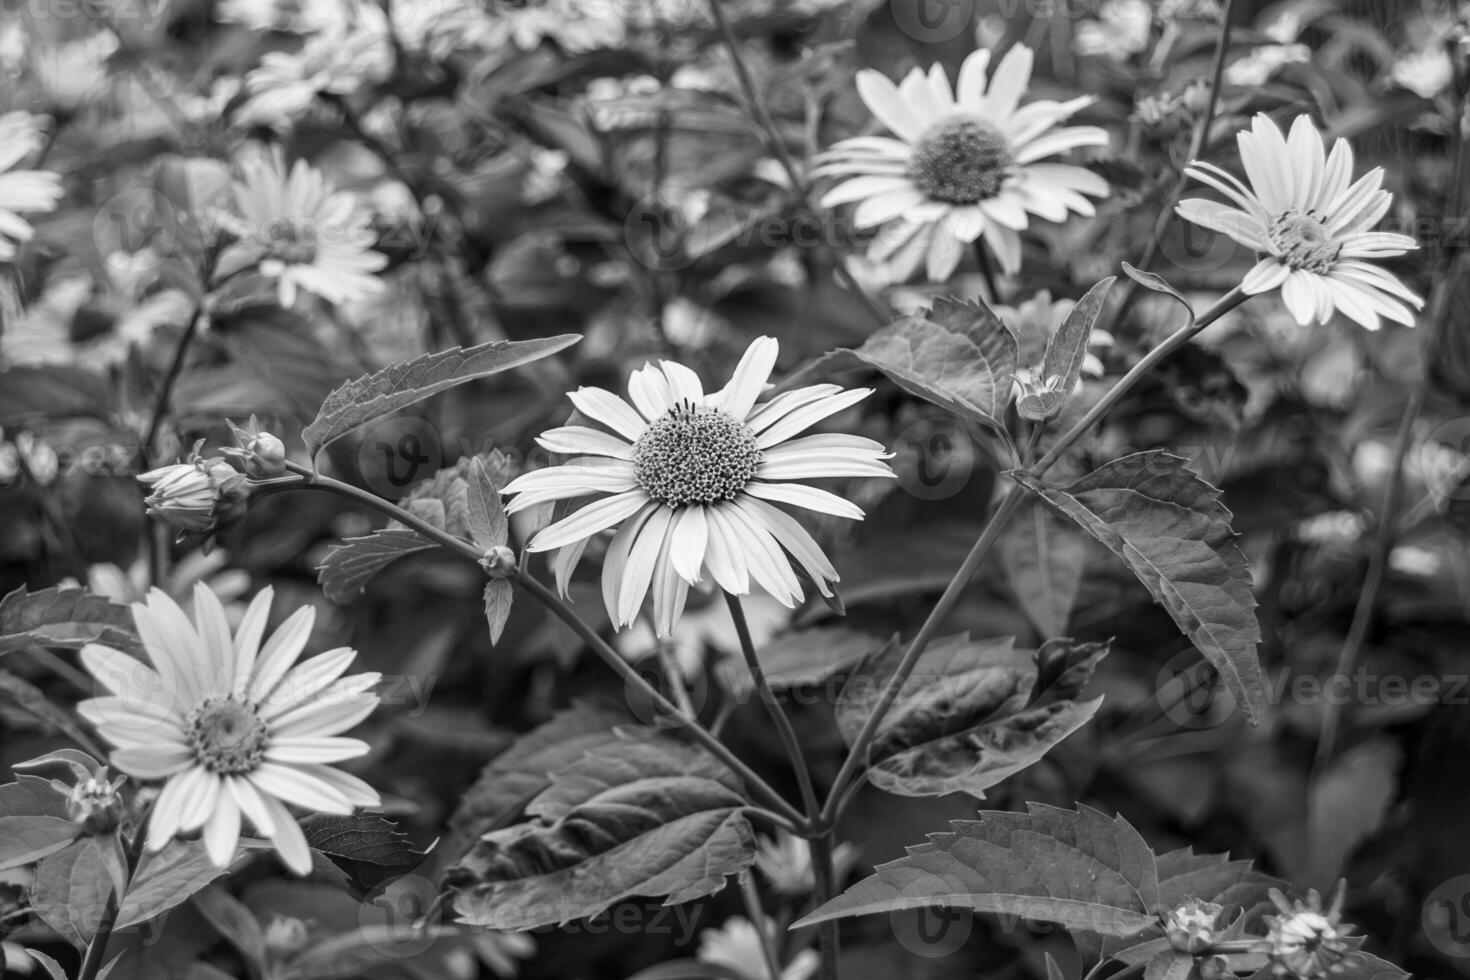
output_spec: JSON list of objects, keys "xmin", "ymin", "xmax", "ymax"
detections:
[
  {"xmin": 0, "ymin": 815, "xmax": 80, "ymax": 872},
  {"xmin": 451, "ymin": 736, "xmax": 757, "ymax": 929},
  {"xmin": 835, "ymin": 634, "xmax": 1108, "ymax": 798},
  {"xmin": 318, "ymin": 528, "xmax": 439, "ymax": 602},
  {"xmin": 782, "ymin": 297, "xmax": 1018, "ymax": 441},
  {"xmin": 1042, "ymin": 278, "xmax": 1114, "ymax": 396},
  {"xmin": 726, "ymin": 627, "xmax": 881, "ymax": 694},
  {"xmin": 0, "ymin": 773, "xmax": 70, "ymax": 818},
  {"xmin": 301, "ymin": 813, "xmax": 420, "ymax": 869},
  {"xmin": 1016, "ymin": 452, "xmax": 1265, "ymax": 723},
  {"xmin": 1120, "ymin": 264, "xmax": 1194, "ymax": 328},
  {"xmin": 0, "ymin": 586, "xmax": 139, "ymax": 658},
  {"xmin": 796, "ymin": 804, "xmax": 1160, "ymax": 936},
  {"xmin": 116, "ymin": 838, "xmax": 229, "ymax": 931},
  {"xmin": 465, "ymin": 455, "xmax": 510, "ymax": 550},
  {"xmin": 1154, "ymin": 847, "xmax": 1277, "ymax": 914},
  {"xmin": 32, "ymin": 833, "xmax": 128, "ymax": 948},
  {"xmin": 998, "ymin": 500, "xmax": 1088, "ymax": 638},
  {"xmin": 447, "ymin": 699, "xmax": 635, "ymax": 849},
  {"xmin": 483, "ymin": 580, "xmax": 514, "ymax": 645},
  {"xmin": 302, "ymin": 336, "xmax": 580, "ymax": 458},
  {"xmin": 1144, "ymin": 951, "xmax": 1194, "ymax": 980}
]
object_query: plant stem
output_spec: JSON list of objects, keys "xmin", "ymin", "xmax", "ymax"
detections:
[
  {"xmin": 77, "ymin": 811, "xmax": 152, "ymax": 980},
  {"xmin": 143, "ymin": 305, "xmax": 205, "ymax": 465},
  {"xmin": 820, "ymin": 487, "xmax": 1027, "ymax": 824},
  {"xmin": 518, "ymin": 574, "xmax": 806, "ymax": 829},
  {"xmin": 706, "ymin": 0, "xmax": 803, "ymax": 193},
  {"xmin": 740, "ymin": 873, "xmax": 784, "ymax": 980},
  {"xmin": 1034, "ymin": 287, "xmax": 1247, "ymax": 473},
  {"xmin": 808, "ymin": 831, "xmax": 840, "ymax": 980},
  {"xmin": 724, "ymin": 590, "xmax": 836, "ymax": 979}
]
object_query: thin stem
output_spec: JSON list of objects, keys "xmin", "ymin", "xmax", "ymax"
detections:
[
  {"xmin": 973, "ymin": 241, "xmax": 1001, "ymax": 306},
  {"xmin": 519, "ymin": 574, "xmax": 807, "ymax": 828},
  {"xmin": 724, "ymin": 592, "xmax": 820, "ymax": 818},
  {"xmin": 143, "ymin": 306, "xmax": 205, "ymax": 464},
  {"xmin": 77, "ymin": 810, "xmax": 152, "ymax": 980},
  {"xmin": 724, "ymin": 590, "xmax": 836, "ymax": 980},
  {"xmin": 820, "ymin": 488, "xmax": 1027, "ymax": 824},
  {"xmin": 706, "ymin": 0, "xmax": 803, "ymax": 192},
  {"xmin": 808, "ymin": 831, "xmax": 840, "ymax": 980},
  {"xmin": 1313, "ymin": 382, "xmax": 1423, "ymax": 771},
  {"xmin": 1109, "ymin": 0, "xmax": 1236, "ymax": 327},
  {"xmin": 1035, "ymin": 287, "xmax": 1247, "ymax": 473},
  {"xmin": 740, "ymin": 874, "xmax": 784, "ymax": 980}
]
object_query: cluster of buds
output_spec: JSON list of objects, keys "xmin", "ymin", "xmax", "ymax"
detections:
[
  {"xmin": 140, "ymin": 419, "xmax": 288, "ymax": 537},
  {"xmin": 1256, "ymin": 886, "xmax": 1362, "ymax": 980},
  {"xmin": 1132, "ymin": 80, "xmax": 1211, "ymax": 130},
  {"xmin": 1014, "ymin": 368, "xmax": 1071, "ymax": 422},
  {"xmin": 1165, "ymin": 898, "xmax": 1223, "ymax": 955}
]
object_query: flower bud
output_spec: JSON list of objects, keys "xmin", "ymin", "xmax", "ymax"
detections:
[
  {"xmin": 67, "ymin": 771, "xmax": 125, "ymax": 834},
  {"xmin": 263, "ymin": 915, "xmax": 311, "ymax": 958},
  {"xmin": 1258, "ymin": 886, "xmax": 1360, "ymax": 980},
  {"xmin": 1015, "ymin": 369, "xmax": 1067, "ymax": 422},
  {"xmin": 1165, "ymin": 899, "xmax": 1222, "ymax": 954},
  {"xmin": 139, "ymin": 441, "xmax": 251, "ymax": 535},
  {"xmin": 481, "ymin": 545, "xmax": 518, "ymax": 579},
  {"xmin": 225, "ymin": 416, "xmax": 288, "ymax": 478}
]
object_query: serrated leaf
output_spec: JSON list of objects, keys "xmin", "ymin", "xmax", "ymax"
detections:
[
  {"xmin": 1154, "ymin": 847, "xmax": 1278, "ymax": 914},
  {"xmin": 483, "ymin": 580, "xmax": 514, "ymax": 645},
  {"xmin": 465, "ymin": 456, "xmax": 509, "ymax": 550},
  {"xmin": 446, "ymin": 700, "xmax": 634, "ymax": 854},
  {"xmin": 301, "ymin": 813, "xmax": 420, "ymax": 868},
  {"xmin": 0, "ymin": 587, "xmax": 139, "ymax": 658},
  {"xmin": 835, "ymin": 634, "xmax": 1108, "ymax": 798},
  {"xmin": 302, "ymin": 336, "xmax": 580, "ymax": 457},
  {"xmin": 797, "ymin": 804, "xmax": 1160, "ymax": 936},
  {"xmin": 451, "ymin": 737, "xmax": 757, "ymax": 929},
  {"xmin": 116, "ymin": 838, "xmax": 229, "ymax": 931},
  {"xmin": 317, "ymin": 528, "xmax": 439, "ymax": 602},
  {"xmin": 1016, "ymin": 452, "xmax": 1265, "ymax": 723},
  {"xmin": 782, "ymin": 297, "xmax": 1018, "ymax": 442},
  {"xmin": 999, "ymin": 500, "xmax": 1088, "ymax": 638},
  {"xmin": 1042, "ymin": 277, "xmax": 1114, "ymax": 397}
]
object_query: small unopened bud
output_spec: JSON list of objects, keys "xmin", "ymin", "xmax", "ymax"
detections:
[
  {"xmin": 1015, "ymin": 369, "xmax": 1068, "ymax": 422},
  {"xmin": 1198, "ymin": 954, "xmax": 1230, "ymax": 980},
  {"xmin": 481, "ymin": 545, "xmax": 518, "ymax": 578},
  {"xmin": 67, "ymin": 772, "xmax": 125, "ymax": 834},
  {"xmin": 1165, "ymin": 899, "xmax": 1222, "ymax": 954},
  {"xmin": 225, "ymin": 416, "xmax": 288, "ymax": 478},
  {"xmin": 263, "ymin": 915, "xmax": 311, "ymax": 958},
  {"xmin": 1257, "ymin": 886, "xmax": 1360, "ymax": 980}
]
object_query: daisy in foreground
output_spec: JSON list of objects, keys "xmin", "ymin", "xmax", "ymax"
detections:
[
  {"xmin": 0, "ymin": 111, "xmax": 64, "ymax": 262},
  {"xmin": 502, "ymin": 337, "xmax": 894, "ymax": 635},
  {"xmin": 230, "ymin": 149, "xmax": 386, "ymax": 307},
  {"xmin": 78, "ymin": 585, "xmax": 381, "ymax": 873},
  {"xmin": 1176, "ymin": 113, "xmax": 1423, "ymax": 331},
  {"xmin": 816, "ymin": 44, "xmax": 1109, "ymax": 282}
]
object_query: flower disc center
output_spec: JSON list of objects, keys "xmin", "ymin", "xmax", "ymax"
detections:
[
  {"xmin": 1269, "ymin": 208, "xmax": 1340, "ymax": 273},
  {"xmin": 633, "ymin": 403, "xmax": 761, "ymax": 506},
  {"xmin": 264, "ymin": 220, "xmax": 319, "ymax": 264},
  {"xmin": 188, "ymin": 697, "xmax": 269, "ymax": 775},
  {"xmin": 908, "ymin": 116, "xmax": 1016, "ymax": 204}
]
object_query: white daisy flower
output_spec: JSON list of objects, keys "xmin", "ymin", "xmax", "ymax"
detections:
[
  {"xmin": 816, "ymin": 45, "xmax": 1110, "ymax": 282},
  {"xmin": 502, "ymin": 337, "xmax": 894, "ymax": 636},
  {"xmin": 1176, "ymin": 114, "xmax": 1424, "ymax": 332},
  {"xmin": 698, "ymin": 916, "xmax": 817, "ymax": 980},
  {"xmin": 78, "ymin": 586, "xmax": 382, "ymax": 874},
  {"xmin": 236, "ymin": 25, "xmax": 392, "ymax": 128},
  {"xmin": 229, "ymin": 150, "xmax": 387, "ymax": 307},
  {"xmin": 0, "ymin": 111, "xmax": 63, "ymax": 262}
]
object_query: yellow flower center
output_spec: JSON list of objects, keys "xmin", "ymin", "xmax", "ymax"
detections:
[
  {"xmin": 908, "ymin": 116, "xmax": 1016, "ymax": 204},
  {"xmin": 188, "ymin": 697, "xmax": 270, "ymax": 775},
  {"xmin": 633, "ymin": 401, "xmax": 761, "ymax": 506},
  {"xmin": 1268, "ymin": 208, "xmax": 1340, "ymax": 273}
]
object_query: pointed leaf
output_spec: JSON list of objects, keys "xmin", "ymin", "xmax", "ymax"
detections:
[
  {"xmin": 1016, "ymin": 452, "xmax": 1265, "ymax": 723},
  {"xmin": 483, "ymin": 580, "xmax": 514, "ymax": 645},
  {"xmin": 116, "ymin": 839, "xmax": 229, "ymax": 931},
  {"xmin": 836, "ymin": 634, "xmax": 1108, "ymax": 798},
  {"xmin": 300, "ymin": 813, "xmax": 421, "ymax": 868},
  {"xmin": 192, "ymin": 885, "xmax": 269, "ymax": 975},
  {"xmin": 1145, "ymin": 951, "xmax": 1195, "ymax": 980},
  {"xmin": 450, "ymin": 737, "xmax": 757, "ymax": 929},
  {"xmin": 32, "ymin": 834, "xmax": 128, "ymax": 947},
  {"xmin": 1121, "ymin": 264, "xmax": 1194, "ymax": 329},
  {"xmin": 0, "ymin": 816, "xmax": 80, "ymax": 871},
  {"xmin": 22, "ymin": 949, "xmax": 69, "ymax": 980},
  {"xmin": 447, "ymin": 700, "xmax": 634, "ymax": 849},
  {"xmin": 465, "ymin": 456, "xmax": 510, "ymax": 550},
  {"xmin": 798, "ymin": 804, "xmax": 1160, "ymax": 936},
  {"xmin": 1042, "ymin": 277, "xmax": 1114, "ymax": 396},
  {"xmin": 0, "ymin": 587, "xmax": 139, "ymax": 658},
  {"xmin": 999, "ymin": 500, "xmax": 1088, "ymax": 638},
  {"xmin": 782, "ymin": 297, "xmax": 1018, "ymax": 441},
  {"xmin": 318, "ymin": 528, "xmax": 439, "ymax": 602},
  {"xmin": 302, "ymin": 335, "xmax": 580, "ymax": 457}
]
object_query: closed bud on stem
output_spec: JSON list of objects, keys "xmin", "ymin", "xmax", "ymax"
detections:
[
  {"xmin": 225, "ymin": 416, "xmax": 288, "ymax": 478},
  {"xmin": 1165, "ymin": 899, "xmax": 1223, "ymax": 954},
  {"xmin": 139, "ymin": 441, "xmax": 252, "ymax": 535},
  {"xmin": 481, "ymin": 545, "xmax": 518, "ymax": 579},
  {"xmin": 66, "ymin": 769, "xmax": 125, "ymax": 834}
]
